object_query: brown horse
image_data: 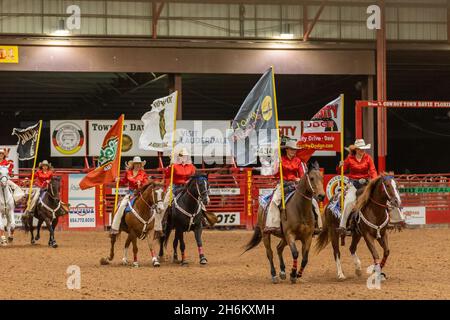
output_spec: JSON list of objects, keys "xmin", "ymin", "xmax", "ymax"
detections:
[
  {"xmin": 244, "ymin": 162, "xmax": 326, "ymax": 284},
  {"xmin": 316, "ymin": 174, "xmax": 402, "ymax": 280},
  {"xmin": 100, "ymin": 182, "xmax": 165, "ymax": 267}
]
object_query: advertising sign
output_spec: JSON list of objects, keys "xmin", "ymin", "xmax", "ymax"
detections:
[{"xmin": 68, "ymin": 174, "xmax": 96, "ymax": 228}]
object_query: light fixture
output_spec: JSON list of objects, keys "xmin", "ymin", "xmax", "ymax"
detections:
[{"xmin": 52, "ymin": 19, "xmax": 70, "ymax": 36}]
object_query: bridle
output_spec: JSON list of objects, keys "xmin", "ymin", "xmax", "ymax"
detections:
[
  {"xmin": 38, "ymin": 178, "xmax": 61, "ymax": 220},
  {"xmin": 174, "ymin": 176, "xmax": 210, "ymax": 231},
  {"xmin": 298, "ymin": 172, "xmax": 315, "ymax": 201}
]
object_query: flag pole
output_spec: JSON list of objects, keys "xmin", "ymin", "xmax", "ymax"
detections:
[
  {"xmin": 340, "ymin": 94, "xmax": 345, "ymax": 212},
  {"xmin": 26, "ymin": 120, "xmax": 43, "ymax": 211},
  {"xmin": 271, "ymin": 66, "xmax": 286, "ymax": 212},
  {"xmin": 169, "ymin": 91, "xmax": 179, "ymax": 203},
  {"xmin": 113, "ymin": 114, "xmax": 125, "ymax": 215}
]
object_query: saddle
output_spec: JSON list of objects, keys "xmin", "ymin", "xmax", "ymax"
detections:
[{"xmin": 124, "ymin": 197, "xmax": 137, "ymax": 215}]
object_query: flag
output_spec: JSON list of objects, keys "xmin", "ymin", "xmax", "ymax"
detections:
[
  {"xmin": 79, "ymin": 115, "xmax": 124, "ymax": 190},
  {"xmin": 229, "ymin": 68, "xmax": 278, "ymax": 172},
  {"xmin": 139, "ymin": 91, "xmax": 177, "ymax": 152},
  {"xmin": 297, "ymin": 96, "xmax": 343, "ymax": 162},
  {"xmin": 11, "ymin": 122, "xmax": 40, "ymax": 160}
]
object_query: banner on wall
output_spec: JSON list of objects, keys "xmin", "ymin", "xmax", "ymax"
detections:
[
  {"xmin": 0, "ymin": 46, "xmax": 18, "ymax": 63},
  {"xmin": 403, "ymin": 206, "xmax": 426, "ymax": 225},
  {"xmin": 50, "ymin": 120, "xmax": 86, "ymax": 157},
  {"xmin": 68, "ymin": 174, "xmax": 96, "ymax": 228}
]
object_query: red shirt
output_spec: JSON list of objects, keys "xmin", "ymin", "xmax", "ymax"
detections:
[
  {"xmin": 165, "ymin": 163, "xmax": 196, "ymax": 185},
  {"xmin": 338, "ymin": 153, "xmax": 378, "ymax": 180},
  {"xmin": 121, "ymin": 169, "xmax": 148, "ymax": 191},
  {"xmin": 0, "ymin": 159, "xmax": 13, "ymax": 176},
  {"xmin": 35, "ymin": 170, "xmax": 54, "ymax": 188},
  {"xmin": 276, "ymin": 155, "xmax": 307, "ymax": 181}
]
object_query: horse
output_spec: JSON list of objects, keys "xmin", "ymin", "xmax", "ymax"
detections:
[
  {"xmin": 22, "ymin": 176, "xmax": 67, "ymax": 248},
  {"xmin": 0, "ymin": 167, "xmax": 25, "ymax": 245},
  {"xmin": 244, "ymin": 162, "xmax": 326, "ymax": 284},
  {"xmin": 159, "ymin": 174, "xmax": 210, "ymax": 266},
  {"xmin": 316, "ymin": 174, "xmax": 402, "ymax": 280},
  {"xmin": 100, "ymin": 182, "xmax": 165, "ymax": 267}
]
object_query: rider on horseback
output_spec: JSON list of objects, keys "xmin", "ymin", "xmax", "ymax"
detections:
[
  {"xmin": 337, "ymin": 139, "xmax": 378, "ymax": 235},
  {"xmin": 0, "ymin": 149, "xmax": 14, "ymax": 177},
  {"xmin": 27, "ymin": 160, "xmax": 54, "ymax": 213},
  {"xmin": 162, "ymin": 147, "xmax": 196, "ymax": 212},
  {"xmin": 264, "ymin": 140, "xmax": 322, "ymax": 234},
  {"xmin": 110, "ymin": 156, "xmax": 148, "ymax": 235}
]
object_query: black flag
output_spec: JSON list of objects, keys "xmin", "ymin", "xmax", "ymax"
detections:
[
  {"xmin": 229, "ymin": 68, "xmax": 278, "ymax": 169},
  {"xmin": 12, "ymin": 123, "xmax": 40, "ymax": 160}
]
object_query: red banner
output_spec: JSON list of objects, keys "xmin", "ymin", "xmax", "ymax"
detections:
[{"xmin": 297, "ymin": 132, "xmax": 341, "ymax": 152}]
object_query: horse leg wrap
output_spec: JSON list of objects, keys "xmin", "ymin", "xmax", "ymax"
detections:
[
  {"xmin": 134, "ymin": 254, "xmax": 137, "ymax": 262},
  {"xmin": 182, "ymin": 253, "xmax": 187, "ymax": 261},
  {"xmin": 198, "ymin": 246, "xmax": 204, "ymax": 256},
  {"xmin": 150, "ymin": 249, "xmax": 155, "ymax": 258},
  {"xmin": 297, "ymin": 267, "xmax": 305, "ymax": 278},
  {"xmin": 292, "ymin": 259, "xmax": 298, "ymax": 270}
]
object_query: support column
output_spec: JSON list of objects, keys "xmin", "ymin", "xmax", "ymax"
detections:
[
  {"xmin": 169, "ymin": 74, "xmax": 182, "ymax": 120},
  {"xmin": 376, "ymin": 0, "xmax": 387, "ymax": 172},
  {"xmin": 362, "ymin": 76, "xmax": 375, "ymax": 159}
]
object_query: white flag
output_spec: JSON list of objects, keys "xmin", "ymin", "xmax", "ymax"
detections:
[{"xmin": 139, "ymin": 91, "xmax": 177, "ymax": 152}]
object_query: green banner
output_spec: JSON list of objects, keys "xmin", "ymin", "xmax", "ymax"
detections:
[{"xmin": 399, "ymin": 187, "xmax": 450, "ymax": 194}]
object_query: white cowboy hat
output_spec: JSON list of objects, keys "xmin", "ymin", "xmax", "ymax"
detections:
[
  {"xmin": 353, "ymin": 139, "xmax": 371, "ymax": 150},
  {"xmin": 38, "ymin": 160, "xmax": 52, "ymax": 169},
  {"xmin": 178, "ymin": 148, "xmax": 190, "ymax": 157},
  {"xmin": 281, "ymin": 140, "xmax": 301, "ymax": 150},
  {"xmin": 127, "ymin": 156, "xmax": 146, "ymax": 168},
  {"xmin": 0, "ymin": 149, "xmax": 7, "ymax": 154}
]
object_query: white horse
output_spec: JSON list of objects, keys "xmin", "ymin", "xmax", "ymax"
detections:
[{"xmin": 0, "ymin": 166, "xmax": 24, "ymax": 245}]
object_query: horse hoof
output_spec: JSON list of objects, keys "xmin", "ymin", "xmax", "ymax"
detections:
[
  {"xmin": 52, "ymin": 243, "xmax": 58, "ymax": 248},
  {"xmin": 133, "ymin": 262, "xmax": 139, "ymax": 268},
  {"xmin": 199, "ymin": 257, "xmax": 208, "ymax": 265},
  {"xmin": 122, "ymin": 258, "xmax": 129, "ymax": 266},
  {"xmin": 355, "ymin": 269, "xmax": 362, "ymax": 277},
  {"xmin": 337, "ymin": 274, "xmax": 346, "ymax": 281},
  {"xmin": 380, "ymin": 272, "xmax": 387, "ymax": 281},
  {"xmin": 153, "ymin": 261, "xmax": 161, "ymax": 268},
  {"xmin": 31, "ymin": 240, "xmax": 35, "ymax": 245},
  {"xmin": 290, "ymin": 276, "xmax": 297, "ymax": 284},
  {"xmin": 100, "ymin": 258, "xmax": 110, "ymax": 265},
  {"xmin": 279, "ymin": 272, "xmax": 286, "ymax": 280},
  {"xmin": 271, "ymin": 276, "xmax": 279, "ymax": 284},
  {"xmin": 172, "ymin": 257, "xmax": 179, "ymax": 264},
  {"xmin": 35, "ymin": 236, "xmax": 40, "ymax": 241},
  {"xmin": 180, "ymin": 260, "xmax": 188, "ymax": 266},
  {"xmin": 7, "ymin": 237, "xmax": 13, "ymax": 243}
]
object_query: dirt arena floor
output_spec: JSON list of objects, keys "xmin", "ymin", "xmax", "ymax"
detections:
[{"xmin": 1, "ymin": 228, "xmax": 450, "ymax": 300}]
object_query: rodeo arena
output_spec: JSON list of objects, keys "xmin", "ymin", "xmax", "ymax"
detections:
[{"xmin": 0, "ymin": 0, "xmax": 450, "ymax": 308}]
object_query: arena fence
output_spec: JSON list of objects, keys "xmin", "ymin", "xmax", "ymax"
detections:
[{"xmin": 10, "ymin": 169, "xmax": 450, "ymax": 230}]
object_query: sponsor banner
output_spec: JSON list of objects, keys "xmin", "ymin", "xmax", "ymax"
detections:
[
  {"xmin": 403, "ymin": 206, "xmax": 426, "ymax": 225},
  {"xmin": 0, "ymin": 46, "xmax": 18, "ymax": 63},
  {"xmin": 298, "ymin": 132, "xmax": 341, "ymax": 152},
  {"xmin": 278, "ymin": 121, "xmax": 301, "ymax": 141},
  {"xmin": 209, "ymin": 188, "xmax": 240, "ymax": 196},
  {"xmin": 89, "ymin": 120, "xmax": 144, "ymax": 157},
  {"xmin": 0, "ymin": 146, "xmax": 18, "ymax": 175},
  {"xmin": 399, "ymin": 187, "xmax": 450, "ymax": 194},
  {"xmin": 68, "ymin": 174, "xmax": 96, "ymax": 228},
  {"xmin": 214, "ymin": 212, "xmax": 240, "ymax": 226},
  {"xmin": 111, "ymin": 188, "xmax": 129, "ymax": 196},
  {"xmin": 325, "ymin": 175, "xmax": 350, "ymax": 200},
  {"xmin": 50, "ymin": 120, "xmax": 86, "ymax": 157}
]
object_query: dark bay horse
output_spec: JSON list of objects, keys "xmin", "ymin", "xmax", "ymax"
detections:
[
  {"xmin": 244, "ymin": 163, "xmax": 326, "ymax": 284},
  {"xmin": 316, "ymin": 174, "xmax": 402, "ymax": 280},
  {"xmin": 100, "ymin": 182, "xmax": 165, "ymax": 267},
  {"xmin": 22, "ymin": 176, "xmax": 68, "ymax": 248},
  {"xmin": 160, "ymin": 174, "xmax": 210, "ymax": 266}
]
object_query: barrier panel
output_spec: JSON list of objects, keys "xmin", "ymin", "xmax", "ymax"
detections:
[{"xmin": 11, "ymin": 169, "xmax": 450, "ymax": 230}]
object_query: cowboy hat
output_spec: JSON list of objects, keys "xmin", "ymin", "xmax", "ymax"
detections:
[
  {"xmin": 0, "ymin": 149, "xmax": 5, "ymax": 154},
  {"xmin": 281, "ymin": 140, "xmax": 301, "ymax": 150},
  {"xmin": 352, "ymin": 139, "xmax": 371, "ymax": 150},
  {"xmin": 38, "ymin": 160, "xmax": 52, "ymax": 169},
  {"xmin": 178, "ymin": 147, "xmax": 190, "ymax": 157},
  {"xmin": 127, "ymin": 156, "xmax": 146, "ymax": 168}
]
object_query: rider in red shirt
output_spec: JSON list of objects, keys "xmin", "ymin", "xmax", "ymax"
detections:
[
  {"xmin": 337, "ymin": 139, "xmax": 378, "ymax": 234},
  {"xmin": 111, "ymin": 156, "xmax": 148, "ymax": 234},
  {"xmin": 35, "ymin": 160, "xmax": 54, "ymax": 189},
  {"xmin": 0, "ymin": 149, "xmax": 14, "ymax": 177}
]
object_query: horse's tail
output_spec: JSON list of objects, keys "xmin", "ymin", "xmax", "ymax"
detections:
[
  {"xmin": 21, "ymin": 213, "xmax": 31, "ymax": 233},
  {"xmin": 315, "ymin": 208, "xmax": 331, "ymax": 253},
  {"xmin": 242, "ymin": 225, "xmax": 262, "ymax": 254}
]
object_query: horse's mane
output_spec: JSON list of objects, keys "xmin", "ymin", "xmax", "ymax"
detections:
[{"xmin": 354, "ymin": 174, "xmax": 386, "ymax": 212}]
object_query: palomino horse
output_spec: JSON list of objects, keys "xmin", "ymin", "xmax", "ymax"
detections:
[
  {"xmin": 0, "ymin": 167, "xmax": 25, "ymax": 245},
  {"xmin": 100, "ymin": 182, "xmax": 165, "ymax": 267},
  {"xmin": 244, "ymin": 162, "xmax": 326, "ymax": 284},
  {"xmin": 22, "ymin": 176, "xmax": 68, "ymax": 248},
  {"xmin": 316, "ymin": 174, "xmax": 402, "ymax": 280},
  {"xmin": 160, "ymin": 174, "xmax": 210, "ymax": 266}
]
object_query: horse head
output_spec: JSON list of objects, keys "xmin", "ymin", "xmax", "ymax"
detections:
[
  {"xmin": 306, "ymin": 161, "xmax": 326, "ymax": 202},
  {"xmin": 189, "ymin": 174, "xmax": 210, "ymax": 207},
  {"xmin": 141, "ymin": 181, "xmax": 165, "ymax": 212},
  {"xmin": 48, "ymin": 176, "xmax": 61, "ymax": 200},
  {"xmin": 0, "ymin": 166, "xmax": 9, "ymax": 187},
  {"xmin": 380, "ymin": 173, "xmax": 402, "ymax": 209}
]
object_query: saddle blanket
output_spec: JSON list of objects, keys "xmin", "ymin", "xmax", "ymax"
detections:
[
  {"xmin": 259, "ymin": 187, "xmax": 296, "ymax": 211},
  {"xmin": 124, "ymin": 197, "xmax": 137, "ymax": 214}
]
